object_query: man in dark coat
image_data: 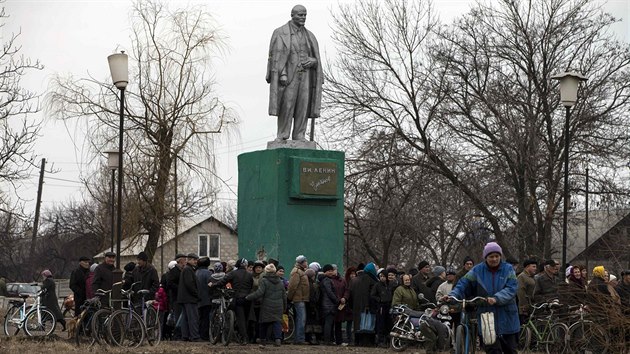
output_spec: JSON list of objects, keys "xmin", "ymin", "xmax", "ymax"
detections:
[
  {"xmin": 533, "ymin": 259, "xmax": 560, "ymax": 303},
  {"xmin": 320, "ymin": 264, "xmax": 339, "ymax": 345},
  {"xmin": 617, "ymin": 270, "xmax": 630, "ymax": 315},
  {"xmin": 425, "ymin": 266, "xmax": 446, "ymax": 304},
  {"xmin": 178, "ymin": 253, "xmax": 200, "ymax": 341},
  {"xmin": 211, "ymin": 257, "xmax": 253, "ymax": 344},
  {"xmin": 130, "ymin": 251, "xmax": 159, "ymax": 301},
  {"xmin": 166, "ymin": 253, "xmax": 186, "ymax": 323},
  {"xmin": 349, "ymin": 262, "xmax": 378, "ymax": 346},
  {"xmin": 195, "ymin": 257, "xmax": 212, "ymax": 341},
  {"xmin": 92, "ymin": 251, "xmax": 116, "ymax": 302},
  {"xmin": 246, "ymin": 263, "xmax": 287, "ymax": 346},
  {"xmin": 411, "ymin": 260, "xmax": 432, "ymax": 297},
  {"xmin": 69, "ymin": 256, "xmax": 91, "ymax": 315}
]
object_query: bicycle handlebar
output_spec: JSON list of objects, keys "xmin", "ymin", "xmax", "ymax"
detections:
[{"xmin": 447, "ymin": 296, "xmax": 487, "ymax": 303}]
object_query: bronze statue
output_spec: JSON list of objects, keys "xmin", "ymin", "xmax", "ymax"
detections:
[{"xmin": 266, "ymin": 5, "xmax": 323, "ymax": 142}]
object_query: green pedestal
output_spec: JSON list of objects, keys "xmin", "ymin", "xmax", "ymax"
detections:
[{"xmin": 237, "ymin": 148, "xmax": 345, "ymax": 268}]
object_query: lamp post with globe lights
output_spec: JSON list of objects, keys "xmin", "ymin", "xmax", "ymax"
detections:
[{"xmin": 104, "ymin": 149, "xmax": 119, "ymax": 253}]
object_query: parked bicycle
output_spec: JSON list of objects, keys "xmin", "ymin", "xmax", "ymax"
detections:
[
  {"xmin": 135, "ymin": 288, "xmax": 161, "ymax": 346},
  {"xmin": 3, "ymin": 288, "xmax": 56, "ymax": 337},
  {"xmin": 518, "ymin": 301, "xmax": 568, "ymax": 354},
  {"xmin": 447, "ymin": 296, "xmax": 487, "ymax": 354},
  {"xmin": 567, "ymin": 304, "xmax": 610, "ymax": 354},
  {"xmin": 209, "ymin": 288, "xmax": 235, "ymax": 345},
  {"xmin": 106, "ymin": 283, "xmax": 146, "ymax": 348},
  {"xmin": 75, "ymin": 288, "xmax": 113, "ymax": 347}
]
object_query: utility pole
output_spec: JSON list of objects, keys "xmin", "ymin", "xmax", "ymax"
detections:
[
  {"xmin": 174, "ymin": 156, "xmax": 179, "ymax": 255},
  {"xmin": 30, "ymin": 158, "xmax": 46, "ymax": 258}
]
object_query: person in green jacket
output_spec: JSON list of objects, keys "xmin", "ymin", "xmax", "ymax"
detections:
[
  {"xmin": 246, "ymin": 263, "xmax": 287, "ymax": 346},
  {"xmin": 392, "ymin": 274, "xmax": 419, "ymax": 310}
]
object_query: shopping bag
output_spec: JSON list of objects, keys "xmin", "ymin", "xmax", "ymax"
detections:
[
  {"xmin": 282, "ymin": 314, "xmax": 289, "ymax": 333},
  {"xmin": 358, "ymin": 310, "xmax": 375, "ymax": 333},
  {"xmin": 480, "ymin": 311, "xmax": 496, "ymax": 345}
]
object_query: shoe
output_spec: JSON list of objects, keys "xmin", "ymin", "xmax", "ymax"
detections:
[
  {"xmin": 274, "ymin": 339, "xmax": 281, "ymax": 347},
  {"xmin": 341, "ymin": 342, "xmax": 349, "ymax": 347}
]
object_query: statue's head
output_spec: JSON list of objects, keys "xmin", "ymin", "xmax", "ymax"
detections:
[{"xmin": 291, "ymin": 5, "xmax": 307, "ymax": 27}]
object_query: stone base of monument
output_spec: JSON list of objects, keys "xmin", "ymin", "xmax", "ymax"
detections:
[
  {"xmin": 238, "ymin": 148, "xmax": 344, "ymax": 268},
  {"xmin": 267, "ymin": 139, "xmax": 317, "ymax": 150}
]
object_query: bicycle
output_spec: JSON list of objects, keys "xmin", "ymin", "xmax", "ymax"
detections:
[
  {"xmin": 566, "ymin": 304, "xmax": 610, "ymax": 354},
  {"xmin": 75, "ymin": 288, "xmax": 113, "ymax": 347},
  {"xmin": 89, "ymin": 287, "xmax": 117, "ymax": 346},
  {"xmin": 518, "ymin": 301, "xmax": 569, "ymax": 354},
  {"xmin": 106, "ymin": 283, "xmax": 146, "ymax": 348},
  {"xmin": 447, "ymin": 296, "xmax": 487, "ymax": 354},
  {"xmin": 3, "ymin": 288, "xmax": 56, "ymax": 337},
  {"xmin": 135, "ymin": 288, "xmax": 161, "ymax": 346},
  {"xmin": 209, "ymin": 288, "xmax": 235, "ymax": 345}
]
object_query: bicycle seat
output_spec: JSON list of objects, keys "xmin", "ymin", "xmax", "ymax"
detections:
[
  {"xmin": 403, "ymin": 308, "xmax": 426, "ymax": 318},
  {"xmin": 18, "ymin": 293, "xmax": 31, "ymax": 299},
  {"xmin": 137, "ymin": 289, "xmax": 150, "ymax": 296}
]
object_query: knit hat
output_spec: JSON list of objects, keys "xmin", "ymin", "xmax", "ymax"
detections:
[
  {"xmin": 90, "ymin": 263, "xmax": 98, "ymax": 272},
  {"xmin": 565, "ymin": 265, "xmax": 574, "ymax": 278},
  {"xmin": 462, "ymin": 256, "xmax": 473, "ymax": 264},
  {"xmin": 198, "ymin": 257, "xmax": 211, "ymax": 268},
  {"xmin": 386, "ymin": 267, "xmax": 398, "ymax": 275},
  {"xmin": 41, "ymin": 269, "xmax": 52, "ymax": 278},
  {"xmin": 364, "ymin": 262, "xmax": 377, "ymax": 281},
  {"xmin": 124, "ymin": 262, "xmax": 136, "ymax": 272},
  {"xmin": 168, "ymin": 260, "xmax": 177, "ymax": 270},
  {"xmin": 377, "ymin": 267, "xmax": 385, "ymax": 276},
  {"xmin": 323, "ymin": 264, "xmax": 334, "ymax": 273},
  {"xmin": 609, "ymin": 274, "xmax": 617, "ymax": 282},
  {"xmin": 253, "ymin": 260, "xmax": 265, "ymax": 269},
  {"xmin": 432, "ymin": 266, "xmax": 446, "ymax": 277},
  {"xmin": 235, "ymin": 258, "xmax": 248, "ymax": 268},
  {"xmin": 482, "ymin": 242, "xmax": 503, "ymax": 258},
  {"xmin": 523, "ymin": 259, "xmax": 537, "ymax": 268},
  {"xmin": 305, "ymin": 268, "xmax": 316, "ymax": 278},
  {"xmin": 418, "ymin": 260, "xmax": 430, "ymax": 269},
  {"xmin": 137, "ymin": 252, "xmax": 148, "ymax": 261},
  {"xmin": 277, "ymin": 265, "xmax": 285, "ymax": 271},
  {"xmin": 264, "ymin": 263, "xmax": 277, "ymax": 273},
  {"xmin": 213, "ymin": 262, "xmax": 224, "ymax": 273},
  {"xmin": 295, "ymin": 255, "xmax": 307, "ymax": 264},
  {"xmin": 592, "ymin": 266, "xmax": 605, "ymax": 279},
  {"xmin": 309, "ymin": 262, "xmax": 321, "ymax": 273},
  {"xmin": 446, "ymin": 267, "xmax": 457, "ymax": 275},
  {"xmin": 79, "ymin": 256, "xmax": 91, "ymax": 262}
]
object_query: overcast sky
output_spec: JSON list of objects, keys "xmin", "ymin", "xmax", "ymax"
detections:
[{"xmin": 2, "ymin": 0, "xmax": 629, "ymax": 214}]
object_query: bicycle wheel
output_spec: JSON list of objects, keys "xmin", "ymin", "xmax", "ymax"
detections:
[
  {"xmin": 209, "ymin": 310, "xmax": 222, "ymax": 344},
  {"xmin": 518, "ymin": 325, "xmax": 532, "ymax": 353},
  {"xmin": 107, "ymin": 310, "xmax": 146, "ymax": 348},
  {"xmin": 455, "ymin": 325, "xmax": 467, "ymax": 354},
  {"xmin": 75, "ymin": 308, "xmax": 96, "ymax": 347},
  {"xmin": 284, "ymin": 311, "xmax": 295, "ymax": 343},
  {"xmin": 544, "ymin": 322, "xmax": 568, "ymax": 354},
  {"xmin": 3, "ymin": 305, "xmax": 22, "ymax": 336},
  {"xmin": 24, "ymin": 308, "xmax": 56, "ymax": 336},
  {"xmin": 145, "ymin": 306, "xmax": 161, "ymax": 346},
  {"xmin": 222, "ymin": 309, "xmax": 235, "ymax": 346},
  {"xmin": 90, "ymin": 308, "xmax": 111, "ymax": 345},
  {"xmin": 569, "ymin": 320, "xmax": 609, "ymax": 354}
]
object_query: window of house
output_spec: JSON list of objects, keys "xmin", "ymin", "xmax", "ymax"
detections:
[{"xmin": 198, "ymin": 233, "xmax": 220, "ymax": 259}]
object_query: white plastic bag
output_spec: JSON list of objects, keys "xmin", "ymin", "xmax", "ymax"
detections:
[{"xmin": 480, "ymin": 311, "xmax": 496, "ymax": 346}]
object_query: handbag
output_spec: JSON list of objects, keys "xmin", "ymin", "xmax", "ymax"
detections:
[
  {"xmin": 480, "ymin": 311, "xmax": 496, "ymax": 346},
  {"xmin": 358, "ymin": 309, "xmax": 375, "ymax": 333}
]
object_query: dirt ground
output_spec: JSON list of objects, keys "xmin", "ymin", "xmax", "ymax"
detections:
[{"xmin": 0, "ymin": 334, "xmax": 432, "ymax": 353}]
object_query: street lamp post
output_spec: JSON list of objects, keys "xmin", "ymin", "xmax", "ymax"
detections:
[
  {"xmin": 551, "ymin": 71, "xmax": 587, "ymax": 274},
  {"xmin": 105, "ymin": 150, "xmax": 119, "ymax": 253},
  {"xmin": 107, "ymin": 51, "xmax": 129, "ymax": 270}
]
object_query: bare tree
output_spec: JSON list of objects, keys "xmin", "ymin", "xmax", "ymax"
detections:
[
  {"xmin": 324, "ymin": 0, "xmax": 630, "ymax": 260},
  {"xmin": 0, "ymin": 4, "xmax": 44, "ymax": 207},
  {"xmin": 47, "ymin": 0, "xmax": 237, "ymax": 261}
]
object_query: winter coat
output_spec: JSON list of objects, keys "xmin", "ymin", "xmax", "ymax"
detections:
[
  {"xmin": 449, "ymin": 260, "xmax": 520, "ymax": 336},
  {"xmin": 517, "ymin": 271, "xmax": 536, "ymax": 314},
  {"xmin": 617, "ymin": 281, "xmax": 630, "ymax": 314},
  {"xmin": 436, "ymin": 281, "xmax": 454, "ymax": 301},
  {"xmin": 320, "ymin": 276, "xmax": 338, "ymax": 316},
  {"xmin": 177, "ymin": 264, "xmax": 198, "ymax": 304},
  {"xmin": 371, "ymin": 280, "xmax": 394, "ymax": 305},
  {"xmin": 212, "ymin": 268, "xmax": 253, "ymax": 299},
  {"xmin": 196, "ymin": 268, "xmax": 212, "ymax": 307},
  {"xmin": 331, "ymin": 275, "xmax": 348, "ymax": 322},
  {"xmin": 41, "ymin": 277, "xmax": 63, "ymax": 321},
  {"xmin": 287, "ymin": 265, "xmax": 309, "ymax": 302},
  {"xmin": 153, "ymin": 286, "xmax": 168, "ymax": 312},
  {"xmin": 245, "ymin": 272, "xmax": 287, "ymax": 323},
  {"xmin": 425, "ymin": 276, "xmax": 444, "ymax": 304},
  {"xmin": 131, "ymin": 263, "xmax": 160, "ymax": 300},
  {"xmin": 392, "ymin": 285, "xmax": 419, "ymax": 310},
  {"xmin": 533, "ymin": 272, "xmax": 559, "ymax": 304},
  {"xmin": 85, "ymin": 272, "xmax": 95, "ymax": 299},
  {"xmin": 208, "ymin": 272, "xmax": 226, "ymax": 299},
  {"xmin": 349, "ymin": 272, "xmax": 376, "ymax": 331},
  {"xmin": 69, "ymin": 266, "xmax": 89, "ymax": 306},
  {"xmin": 92, "ymin": 262, "xmax": 115, "ymax": 292}
]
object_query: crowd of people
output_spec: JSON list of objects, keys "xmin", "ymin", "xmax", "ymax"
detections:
[{"xmin": 61, "ymin": 244, "xmax": 629, "ymax": 353}]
